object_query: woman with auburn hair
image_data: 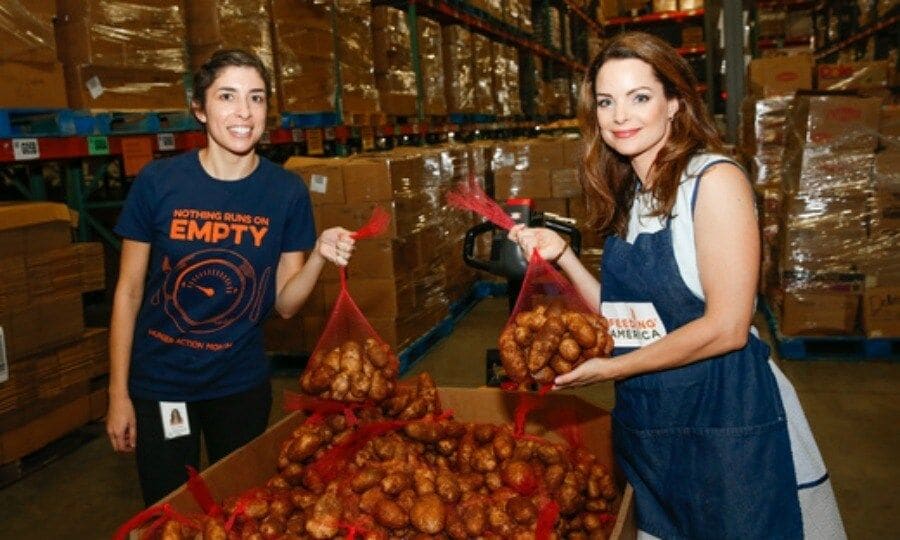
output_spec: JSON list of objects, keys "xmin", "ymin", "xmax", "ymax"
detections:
[{"xmin": 510, "ymin": 32, "xmax": 844, "ymax": 538}]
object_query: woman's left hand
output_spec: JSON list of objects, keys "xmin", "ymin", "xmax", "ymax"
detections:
[
  {"xmin": 553, "ymin": 357, "xmax": 621, "ymax": 389},
  {"xmin": 316, "ymin": 227, "xmax": 356, "ymax": 266}
]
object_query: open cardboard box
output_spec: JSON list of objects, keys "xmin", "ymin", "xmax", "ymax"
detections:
[{"xmin": 145, "ymin": 387, "xmax": 636, "ymax": 538}]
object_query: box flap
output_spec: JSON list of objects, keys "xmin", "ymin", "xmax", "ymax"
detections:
[{"xmin": 0, "ymin": 202, "xmax": 73, "ymax": 231}]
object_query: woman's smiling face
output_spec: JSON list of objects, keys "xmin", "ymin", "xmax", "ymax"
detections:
[
  {"xmin": 594, "ymin": 58, "xmax": 679, "ymax": 175},
  {"xmin": 194, "ymin": 65, "xmax": 268, "ymax": 158}
]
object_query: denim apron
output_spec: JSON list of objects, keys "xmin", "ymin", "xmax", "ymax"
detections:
[{"xmin": 601, "ymin": 215, "xmax": 804, "ymax": 538}]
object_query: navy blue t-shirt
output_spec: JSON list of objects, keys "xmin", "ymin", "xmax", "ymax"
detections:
[{"xmin": 115, "ymin": 150, "xmax": 316, "ymax": 401}]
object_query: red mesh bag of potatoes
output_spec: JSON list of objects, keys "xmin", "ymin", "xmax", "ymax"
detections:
[
  {"xmin": 299, "ymin": 208, "xmax": 398, "ymax": 404},
  {"xmin": 500, "ymin": 249, "xmax": 613, "ymax": 388}
]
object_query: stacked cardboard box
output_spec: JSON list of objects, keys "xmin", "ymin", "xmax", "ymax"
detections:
[
  {"xmin": 548, "ymin": 77, "xmax": 573, "ymax": 116},
  {"xmin": 335, "ymin": 1, "xmax": 380, "ymax": 116},
  {"xmin": 742, "ymin": 55, "xmax": 812, "ymax": 296},
  {"xmin": 417, "ymin": 17, "xmax": 447, "ymax": 116},
  {"xmin": 271, "ymin": 0, "xmax": 378, "ymax": 116},
  {"xmin": 55, "ymin": 0, "xmax": 188, "ymax": 110},
  {"xmin": 185, "ymin": 0, "xmax": 279, "ymax": 118},
  {"xmin": 492, "ymin": 43, "xmax": 522, "ymax": 117},
  {"xmin": 504, "ymin": 0, "xmax": 531, "ymax": 31},
  {"xmin": 472, "ymin": 33, "xmax": 496, "ymax": 115},
  {"xmin": 861, "ymin": 140, "xmax": 900, "ymax": 338},
  {"xmin": 372, "ymin": 7, "xmax": 417, "ymax": 117},
  {"xmin": 469, "ymin": 0, "xmax": 503, "ymax": 21},
  {"xmin": 777, "ymin": 94, "xmax": 883, "ymax": 335},
  {"xmin": 0, "ymin": 0, "xmax": 67, "ymax": 108},
  {"xmin": 278, "ymin": 148, "xmax": 480, "ymax": 353},
  {"xmin": 0, "ymin": 203, "xmax": 107, "ymax": 464},
  {"xmin": 442, "ymin": 26, "xmax": 476, "ymax": 115}
]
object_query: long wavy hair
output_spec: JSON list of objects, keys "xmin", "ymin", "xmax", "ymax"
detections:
[{"xmin": 577, "ymin": 32, "xmax": 723, "ymax": 238}]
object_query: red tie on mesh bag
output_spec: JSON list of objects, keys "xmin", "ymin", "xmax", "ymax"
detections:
[
  {"xmin": 446, "ymin": 174, "xmax": 516, "ymax": 230},
  {"xmin": 298, "ymin": 206, "xmax": 398, "ymax": 405},
  {"xmin": 500, "ymin": 249, "xmax": 614, "ymax": 390}
]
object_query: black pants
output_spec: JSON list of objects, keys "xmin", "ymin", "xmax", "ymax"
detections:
[{"xmin": 132, "ymin": 380, "xmax": 272, "ymax": 506}]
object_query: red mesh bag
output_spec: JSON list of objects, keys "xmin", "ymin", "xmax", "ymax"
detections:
[
  {"xmin": 299, "ymin": 208, "xmax": 398, "ymax": 403},
  {"xmin": 499, "ymin": 250, "xmax": 614, "ymax": 389}
]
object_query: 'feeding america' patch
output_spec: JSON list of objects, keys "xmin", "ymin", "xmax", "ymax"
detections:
[{"xmin": 600, "ymin": 302, "xmax": 667, "ymax": 348}]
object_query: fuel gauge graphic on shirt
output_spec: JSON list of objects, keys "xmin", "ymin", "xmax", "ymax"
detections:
[{"xmin": 156, "ymin": 249, "xmax": 270, "ymax": 334}]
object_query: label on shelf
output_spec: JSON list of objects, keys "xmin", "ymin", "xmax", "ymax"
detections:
[
  {"xmin": 12, "ymin": 138, "xmax": 39, "ymax": 161},
  {"xmin": 121, "ymin": 137, "xmax": 154, "ymax": 176},
  {"xmin": 0, "ymin": 326, "xmax": 7, "ymax": 384},
  {"xmin": 361, "ymin": 126, "xmax": 375, "ymax": 151},
  {"xmin": 157, "ymin": 132, "xmax": 175, "ymax": 151},
  {"xmin": 324, "ymin": 127, "xmax": 336, "ymax": 141},
  {"xmin": 291, "ymin": 129, "xmax": 305, "ymax": 143},
  {"xmin": 307, "ymin": 129, "xmax": 324, "ymax": 156},
  {"xmin": 87, "ymin": 136, "xmax": 109, "ymax": 155}
]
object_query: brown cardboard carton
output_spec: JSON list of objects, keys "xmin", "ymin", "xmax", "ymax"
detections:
[
  {"xmin": 323, "ymin": 277, "xmax": 415, "ymax": 318},
  {"xmin": 533, "ymin": 197, "xmax": 569, "ymax": 218},
  {"xmin": 0, "ymin": 393, "xmax": 91, "ymax": 464},
  {"xmin": 0, "ymin": 0, "xmax": 57, "ymax": 64},
  {"xmin": 494, "ymin": 168, "xmax": 553, "ymax": 199},
  {"xmin": 64, "ymin": 64, "xmax": 189, "ymax": 110},
  {"xmin": 748, "ymin": 54, "xmax": 813, "ymax": 97},
  {"xmin": 788, "ymin": 94, "xmax": 882, "ymax": 153},
  {"xmin": 653, "ymin": 0, "xmax": 678, "ymax": 12},
  {"xmin": 319, "ymin": 236, "xmax": 420, "ymax": 282},
  {"xmin": 152, "ymin": 387, "xmax": 636, "ymax": 538},
  {"xmin": 781, "ymin": 290, "xmax": 860, "ymax": 336},
  {"xmin": 862, "ymin": 286, "xmax": 900, "ymax": 337},
  {"xmin": 341, "ymin": 155, "xmax": 424, "ymax": 203},
  {"xmin": 817, "ymin": 61, "xmax": 892, "ymax": 91},
  {"xmin": 0, "ymin": 61, "xmax": 68, "ymax": 109},
  {"xmin": 55, "ymin": 0, "xmax": 187, "ymax": 72},
  {"xmin": 0, "ymin": 202, "xmax": 72, "ymax": 259},
  {"xmin": 551, "ymin": 168, "xmax": 583, "ymax": 198},
  {"xmin": 283, "ymin": 156, "xmax": 346, "ymax": 205}
]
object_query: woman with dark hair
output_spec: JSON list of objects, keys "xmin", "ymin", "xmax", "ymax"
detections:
[
  {"xmin": 511, "ymin": 32, "xmax": 844, "ymax": 538},
  {"xmin": 106, "ymin": 49, "xmax": 356, "ymax": 505}
]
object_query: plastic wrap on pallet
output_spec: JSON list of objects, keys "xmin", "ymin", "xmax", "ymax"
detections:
[
  {"xmin": 373, "ymin": 6, "xmax": 416, "ymax": 116},
  {"xmin": 418, "ymin": 17, "xmax": 447, "ymax": 116},
  {"xmin": 492, "ymin": 43, "xmax": 522, "ymax": 116},
  {"xmin": 185, "ymin": 1, "xmax": 274, "ymax": 75},
  {"xmin": 817, "ymin": 60, "xmax": 893, "ymax": 92},
  {"xmin": 336, "ymin": 1, "xmax": 380, "ymax": 114},
  {"xmin": 442, "ymin": 25, "xmax": 475, "ymax": 114},
  {"xmin": 0, "ymin": 0, "xmax": 57, "ymax": 64},
  {"xmin": 472, "ymin": 33, "xmax": 495, "ymax": 114},
  {"xmin": 784, "ymin": 94, "xmax": 882, "ymax": 155},
  {"xmin": 271, "ymin": 0, "xmax": 335, "ymax": 113},
  {"xmin": 186, "ymin": 0, "xmax": 277, "ymax": 114},
  {"xmin": 55, "ymin": 0, "xmax": 187, "ymax": 72},
  {"xmin": 740, "ymin": 96, "xmax": 793, "ymax": 187},
  {"xmin": 863, "ymin": 151, "xmax": 900, "ymax": 286},
  {"xmin": 520, "ymin": 0, "xmax": 533, "ymax": 33},
  {"xmin": 549, "ymin": 77, "xmax": 573, "ymax": 116}
]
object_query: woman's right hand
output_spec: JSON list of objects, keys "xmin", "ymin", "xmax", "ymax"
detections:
[
  {"xmin": 507, "ymin": 224, "xmax": 569, "ymax": 262},
  {"xmin": 107, "ymin": 394, "xmax": 136, "ymax": 452}
]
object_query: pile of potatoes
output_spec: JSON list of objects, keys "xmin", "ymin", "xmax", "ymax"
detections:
[
  {"xmin": 151, "ymin": 373, "xmax": 620, "ymax": 539},
  {"xmin": 499, "ymin": 301, "xmax": 614, "ymax": 386},
  {"xmin": 300, "ymin": 338, "xmax": 398, "ymax": 402}
]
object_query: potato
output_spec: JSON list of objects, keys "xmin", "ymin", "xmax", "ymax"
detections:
[
  {"xmin": 365, "ymin": 337, "xmax": 391, "ymax": 368},
  {"xmin": 259, "ymin": 515, "xmax": 285, "ymax": 539},
  {"xmin": 323, "ymin": 348, "xmax": 341, "ymax": 371},
  {"xmin": 410, "ymin": 493, "xmax": 446, "ymax": 534},
  {"xmin": 501, "ymin": 460, "xmax": 537, "ymax": 494},
  {"xmin": 435, "ymin": 471, "xmax": 460, "ymax": 503},
  {"xmin": 351, "ymin": 466, "xmax": 386, "ymax": 493},
  {"xmin": 381, "ymin": 472, "xmax": 411, "ymax": 496},
  {"xmin": 559, "ymin": 338, "xmax": 582, "ymax": 362},
  {"xmin": 374, "ymin": 498, "xmax": 409, "ymax": 529},
  {"xmin": 550, "ymin": 355, "xmax": 575, "ymax": 375},
  {"xmin": 513, "ymin": 326, "xmax": 533, "ymax": 346},
  {"xmin": 506, "ymin": 496, "xmax": 538, "ymax": 525}
]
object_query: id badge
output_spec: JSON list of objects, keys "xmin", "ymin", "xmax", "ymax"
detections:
[{"xmin": 160, "ymin": 401, "xmax": 191, "ymax": 440}]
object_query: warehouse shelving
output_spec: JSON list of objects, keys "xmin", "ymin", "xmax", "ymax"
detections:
[
  {"xmin": 813, "ymin": 14, "xmax": 900, "ymax": 60},
  {"xmin": 602, "ymin": 7, "xmax": 705, "ymax": 27}
]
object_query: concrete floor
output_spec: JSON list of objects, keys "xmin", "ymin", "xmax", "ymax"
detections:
[{"xmin": 0, "ymin": 297, "xmax": 897, "ymax": 538}]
